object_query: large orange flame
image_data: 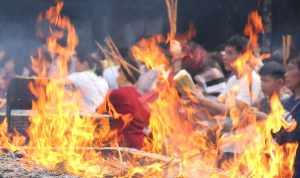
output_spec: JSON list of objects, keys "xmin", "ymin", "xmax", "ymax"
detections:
[
  {"xmin": 25, "ymin": 2, "xmax": 107, "ymax": 176},
  {"xmin": 233, "ymin": 11, "xmax": 264, "ymax": 76},
  {"xmin": 0, "ymin": 2, "xmax": 298, "ymax": 178},
  {"xmin": 131, "ymin": 35, "xmax": 169, "ymax": 70},
  {"xmin": 128, "ymin": 8, "xmax": 298, "ymax": 177}
]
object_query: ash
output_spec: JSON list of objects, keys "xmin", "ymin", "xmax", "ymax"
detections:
[{"xmin": 0, "ymin": 153, "xmax": 79, "ymax": 178}]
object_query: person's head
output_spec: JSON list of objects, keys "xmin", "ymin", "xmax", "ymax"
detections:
[
  {"xmin": 3, "ymin": 59, "xmax": 15, "ymax": 73},
  {"xmin": 222, "ymin": 35, "xmax": 248, "ymax": 71},
  {"xmin": 117, "ymin": 57, "xmax": 140, "ymax": 87},
  {"xmin": 285, "ymin": 56, "xmax": 300, "ymax": 92},
  {"xmin": 75, "ymin": 47, "xmax": 97, "ymax": 72},
  {"xmin": 181, "ymin": 42, "xmax": 208, "ymax": 77},
  {"xmin": 194, "ymin": 53, "xmax": 224, "ymax": 82},
  {"xmin": 76, "ymin": 54, "xmax": 103, "ymax": 75},
  {"xmin": 259, "ymin": 61, "xmax": 285, "ymax": 97},
  {"xmin": 75, "ymin": 54, "xmax": 91, "ymax": 72},
  {"xmin": 193, "ymin": 54, "xmax": 225, "ymax": 96},
  {"xmin": 0, "ymin": 76, "xmax": 5, "ymax": 91},
  {"xmin": 0, "ymin": 50, "xmax": 6, "ymax": 62}
]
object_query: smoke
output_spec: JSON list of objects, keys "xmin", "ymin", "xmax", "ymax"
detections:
[{"xmin": 0, "ymin": 0, "xmax": 264, "ymax": 73}]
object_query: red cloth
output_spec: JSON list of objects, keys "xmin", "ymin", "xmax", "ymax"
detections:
[{"xmin": 109, "ymin": 86, "xmax": 150, "ymax": 149}]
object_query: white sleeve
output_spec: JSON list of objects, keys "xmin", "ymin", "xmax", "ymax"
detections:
[
  {"xmin": 67, "ymin": 73, "xmax": 81, "ymax": 87},
  {"xmin": 249, "ymin": 72, "xmax": 262, "ymax": 104},
  {"xmin": 236, "ymin": 72, "xmax": 262, "ymax": 105},
  {"xmin": 218, "ymin": 77, "xmax": 233, "ymax": 102}
]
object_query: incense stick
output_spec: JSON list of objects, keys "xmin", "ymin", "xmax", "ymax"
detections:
[
  {"xmin": 95, "ymin": 39, "xmax": 141, "ymax": 75},
  {"xmin": 165, "ymin": 0, "xmax": 178, "ymax": 41},
  {"xmin": 282, "ymin": 35, "xmax": 292, "ymax": 65}
]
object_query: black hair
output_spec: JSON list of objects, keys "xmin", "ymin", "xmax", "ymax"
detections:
[
  {"xmin": 116, "ymin": 48, "xmax": 141, "ymax": 84},
  {"xmin": 181, "ymin": 42, "xmax": 208, "ymax": 78},
  {"xmin": 205, "ymin": 53, "xmax": 224, "ymax": 71},
  {"xmin": 289, "ymin": 55, "xmax": 300, "ymax": 71},
  {"xmin": 226, "ymin": 35, "xmax": 248, "ymax": 53},
  {"xmin": 209, "ymin": 52, "xmax": 231, "ymax": 78},
  {"xmin": 120, "ymin": 57, "xmax": 140, "ymax": 84},
  {"xmin": 76, "ymin": 48, "xmax": 103, "ymax": 76},
  {"xmin": 33, "ymin": 48, "xmax": 52, "ymax": 63},
  {"xmin": 259, "ymin": 61, "xmax": 285, "ymax": 79}
]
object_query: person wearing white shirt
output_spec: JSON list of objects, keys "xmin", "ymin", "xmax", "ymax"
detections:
[
  {"xmin": 192, "ymin": 35, "xmax": 263, "ymax": 117},
  {"xmin": 218, "ymin": 35, "xmax": 262, "ymax": 106},
  {"xmin": 219, "ymin": 70, "xmax": 262, "ymax": 105},
  {"xmin": 68, "ymin": 53, "xmax": 109, "ymax": 114},
  {"xmin": 103, "ymin": 66, "xmax": 119, "ymax": 89}
]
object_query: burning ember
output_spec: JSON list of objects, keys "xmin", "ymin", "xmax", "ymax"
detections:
[{"xmin": 0, "ymin": 1, "xmax": 298, "ymax": 178}]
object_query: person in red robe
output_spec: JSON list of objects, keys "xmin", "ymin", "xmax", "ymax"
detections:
[
  {"xmin": 107, "ymin": 86, "xmax": 150, "ymax": 149},
  {"xmin": 98, "ymin": 54, "xmax": 157, "ymax": 149}
]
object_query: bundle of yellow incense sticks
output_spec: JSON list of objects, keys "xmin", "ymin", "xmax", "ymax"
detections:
[
  {"xmin": 282, "ymin": 35, "xmax": 292, "ymax": 65},
  {"xmin": 165, "ymin": 0, "xmax": 178, "ymax": 42},
  {"xmin": 95, "ymin": 37, "xmax": 140, "ymax": 78}
]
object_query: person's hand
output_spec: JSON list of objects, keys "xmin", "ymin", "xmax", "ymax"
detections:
[
  {"xmin": 185, "ymin": 87, "xmax": 204, "ymax": 104},
  {"xmin": 271, "ymin": 127, "xmax": 285, "ymax": 145},
  {"xmin": 194, "ymin": 74, "xmax": 206, "ymax": 88},
  {"xmin": 170, "ymin": 40, "xmax": 183, "ymax": 59},
  {"xmin": 191, "ymin": 87, "xmax": 204, "ymax": 99}
]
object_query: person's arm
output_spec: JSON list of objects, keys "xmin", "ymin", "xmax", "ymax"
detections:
[
  {"xmin": 191, "ymin": 89, "xmax": 227, "ymax": 115},
  {"xmin": 273, "ymin": 128, "xmax": 298, "ymax": 144},
  {"xmin": 192, "ymin": 89, "xmax": 268, "ymax": 119},
  {"xmin": 255, "ymin": 110, "xmax": 268, "ymax": 120},
  {"xmin": 197, "ymin": 96, "xmax": 227, "ymax": 115}
]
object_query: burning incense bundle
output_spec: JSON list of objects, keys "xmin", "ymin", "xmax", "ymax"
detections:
[
  {"xmin": 282, "ymin": 35, "xmax": 292, "ymax": 65},
  {"xmin": 165, "ymin": 0, "xmax": 178, "ymax": 42},
  {"xmin": 95, "ymin": 37, "xmax": 140, "ymax": 79}
]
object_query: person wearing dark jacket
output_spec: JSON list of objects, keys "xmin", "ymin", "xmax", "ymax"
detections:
[
  {"xmin": 275, "ymin": 56, "xmax": 300, "ymax": 178},
  {"xmin": 258, "ymin": 60, "xmax": 286, "ymax": 113}
]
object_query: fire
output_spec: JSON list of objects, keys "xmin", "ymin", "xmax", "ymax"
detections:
[
  {"xmin": 25, "ymin": 2, "xmax": 108, "ymax": 176},
  {"xmin": 165, "ymin": 0, "xmax": 178, "ymax": 43},
  {"xmin": 37, "ymin": 1, "xmax": 78, "ymax": 76},
  {"xmin": 233, "ymin": 11, "xmax": 264, "ymax": 76},
  {"xmin": 0, "ymin": 2, "xmax": 121, "ymax": 177},
  {"xmin": 175, "ymin": 23, "xmax": 197, "ymax": 44},
  {"xmin": 219, "ymin": 94, "xmax": 298, "ymax": 177},
  {"xmin": 128, "ymin": 6, "xmax": 297, "ymax": 176},
  {"xmin": 131, "ymin": 35, "xmax": 169, "ymax": 70},
  {"xmin": 0, "ymin": 119, "xmax": 25, "ymax": 152},
  {"xmin": 0, "ymin": 1, "xmax": 298, "ymax": 178}
]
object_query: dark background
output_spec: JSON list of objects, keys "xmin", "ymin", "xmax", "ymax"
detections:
[
  {"xmin": 0, "ymin": 0, "xmax": 299, "ymax": 73},
  {"xmin": 272, "ymin": 0, "xmax": 300, "ymax": 49}
]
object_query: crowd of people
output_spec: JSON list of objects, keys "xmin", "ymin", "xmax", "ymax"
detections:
[{"xmin": 0, "ymin": 34, "xmax": 300, "ymax": 176}]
